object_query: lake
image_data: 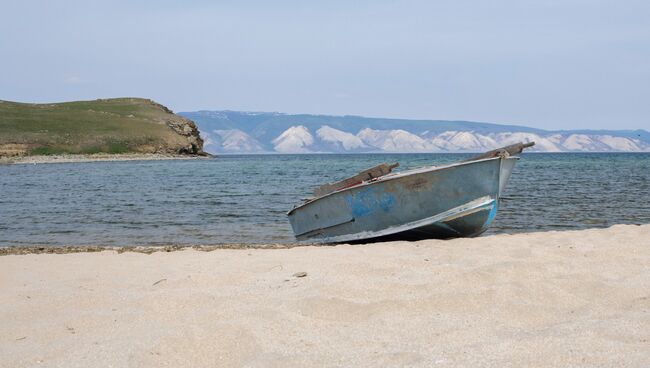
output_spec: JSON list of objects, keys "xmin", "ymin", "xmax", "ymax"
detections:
[{"xmin": 1, "ymin": 153, "xmax": 649, "ymax": 246}]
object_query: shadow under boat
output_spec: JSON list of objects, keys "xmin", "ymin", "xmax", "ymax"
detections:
[{"xmin": 287, "ymin": 142, "xmax": 535, "ymax": 244}]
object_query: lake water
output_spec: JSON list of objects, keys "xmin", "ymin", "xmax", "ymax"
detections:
[{"xmin": 1, "ymin": 153, "xmax": 649, "ymax": 247}]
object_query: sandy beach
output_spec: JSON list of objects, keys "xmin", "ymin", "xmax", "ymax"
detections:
[{"xmin": 1, "ymin": 225, "xmax": 649, "ymax": 367}]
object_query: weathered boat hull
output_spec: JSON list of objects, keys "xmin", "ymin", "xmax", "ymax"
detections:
[{"xmin": 288, "ymin": 156, "xmax": 518, "ymax": 243}]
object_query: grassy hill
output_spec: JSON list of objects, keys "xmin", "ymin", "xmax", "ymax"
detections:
[{"xmin": 0, "ymin": 98, "xmax": 204, "ymax": 157}]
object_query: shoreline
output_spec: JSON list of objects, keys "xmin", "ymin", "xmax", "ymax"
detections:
[
  {"xmin": 0, "ymin": 153, "xmax": 212, "ymax": 165},
  {"xmin": 1, "ymin": 224, "xmax": 649, "ymax": 366},
  {"xmin": 0, "ymin": 243, "xmax": 304, "ymax": 256},
  {"xmin": 0, "ymin": 224, "xmax": 647, "ymax": 255}
]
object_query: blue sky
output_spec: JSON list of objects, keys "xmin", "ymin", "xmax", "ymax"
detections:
[{"xmin": 1, "ymin": 0, "xmax": 649, "ymax": 130}]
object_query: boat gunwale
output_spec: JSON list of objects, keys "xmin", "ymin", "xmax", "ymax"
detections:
[{"xmin": 287, "ymin": 155, "xmax": 519, "ymax": 215}]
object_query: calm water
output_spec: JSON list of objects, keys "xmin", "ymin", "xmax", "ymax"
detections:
[{"xmin": 1, "ymin": 153, "xmax": 649, "ymax": 247}]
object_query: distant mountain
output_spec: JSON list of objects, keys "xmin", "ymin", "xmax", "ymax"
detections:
[{"xmin": 179, "ymin": 110, "xmax": 650, "ymax": 154}]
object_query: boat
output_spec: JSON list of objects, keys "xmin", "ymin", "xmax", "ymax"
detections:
[{"xmin": 287, "ymin": 142, "xmax": 535, "ymax": 243}]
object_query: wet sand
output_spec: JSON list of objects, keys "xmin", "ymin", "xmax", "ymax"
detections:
[{"xmin": 1, "ymin": 225, "xmax": 649, "ymax": 367}]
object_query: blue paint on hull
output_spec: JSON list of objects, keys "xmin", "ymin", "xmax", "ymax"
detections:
[{"xmin": 345, "ymin": 187, "xmax": 396, "ymax": 218}]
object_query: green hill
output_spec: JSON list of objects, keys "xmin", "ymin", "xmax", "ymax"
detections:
[{"xmin": 0, "ymin": 98, "xmax": 205, "ymax": 157}]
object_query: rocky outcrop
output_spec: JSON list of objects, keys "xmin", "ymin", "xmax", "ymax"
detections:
[
  {"xmin": 148, "ymin": 100, "xmax": 206, "ymax": 155},
  {"xmin": 0, "ymin": 144, "xmax": 28, "ymax": 157},
  {"xmin": 166, "ymin": 117, "xmax": 205, "ymax": 155}
]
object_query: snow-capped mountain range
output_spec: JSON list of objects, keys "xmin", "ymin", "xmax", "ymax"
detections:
[{"xmin": 179, "ymin": 111, "xmax": 650, "ymax": 154}]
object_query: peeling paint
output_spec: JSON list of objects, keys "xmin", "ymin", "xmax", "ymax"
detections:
[{"xmin": 345, "ymin": 187, "xmax": 396, "ymax": 218}]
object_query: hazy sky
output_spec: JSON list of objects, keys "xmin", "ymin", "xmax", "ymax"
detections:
[{"xmin": 1, "ymin": 0, "xmax": 649, "ymax": 130}]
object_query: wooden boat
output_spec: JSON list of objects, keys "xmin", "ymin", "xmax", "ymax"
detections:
[{"xmin": 287, "ymin": 142, "xmax": 535, "ymax": 243}]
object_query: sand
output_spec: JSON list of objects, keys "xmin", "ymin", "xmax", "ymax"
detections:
[{"xmin": 1, "ymin": 225, "xmax": 649, "ymax": 367}]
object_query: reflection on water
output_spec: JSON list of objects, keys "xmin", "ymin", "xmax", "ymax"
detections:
[{"xmin": 0, "ymin": 153, "xmax": 648, "ymax": 246}]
